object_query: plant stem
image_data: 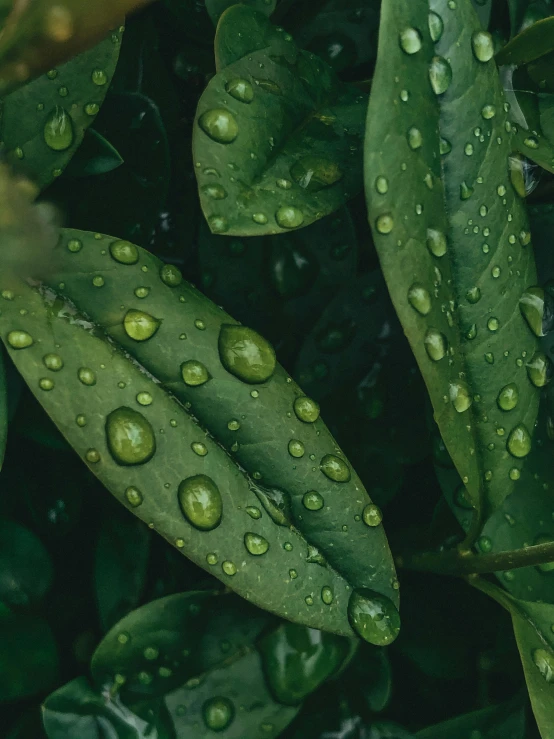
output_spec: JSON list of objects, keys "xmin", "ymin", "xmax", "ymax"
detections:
[{"xmin": 396, "ymin": 540, "xmax": 554, "ymax": 577}]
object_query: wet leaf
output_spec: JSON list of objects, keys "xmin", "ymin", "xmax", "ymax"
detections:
[
  {"xmin": 193, "ymin": 5, "xmax": 366, "ymax": 236},
  {"xmin": 2, "ymin": 28, "xmax": 123, "ymax": 189},
  {"xmin": 0, "ymin": 214, "xmax": 399, "ymax": 641},
  {"xmin": 206, "ymin": 0, "xmax": 277, "ymax": 26},
  {"xmin": 0, "ymin": 348, "xmax": 6, "ymax": 470},
  {"xmin": 365, "ymin": 0, "xmax": 540, "ymax": 519}
]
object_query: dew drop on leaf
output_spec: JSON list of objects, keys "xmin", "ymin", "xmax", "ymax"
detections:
[
  {"xmin": 303, "ymin": 491, "xmax": 324, "ymax": 511},
  {"xmin": 347, "ymin": 589, "xmax": 400, "ymax": 645},
  {"xmin": 225, "ymin": 78, "xmax": 254, "ymax": 103},
  {"xmin": 320, "ymin": 454, "xmax": 351, "ymax": 482},
  {"xmin": 218, "ymin": 324, "xmax": 276, "ymax": 383},
  {"xmin": 533, "ymin": 649, "xmax": 554, "ymax": 683},
  {"xmin": 471, "ymin": 31, "xmax": 494, "ymax": 63},
  {"xmin": 7, "ymin": 330, "xmax": 33, "ymax": 349},
  {"xmin": 78, "ymin": 367, "xmax": 96, "ymax": 386},
  {"xmin": 43, "ymin": 107, "xmax": 74, "ymax": 151},
  {"xmin": 424, "ymin": 329, "xmax": 447, "ymax": 361},
  {"xmin": 105, "ymin": 407, "xmax": 156, "ymax": 466},
  {"xmin": 178, "ymin": 475, "xmax": 222, "ymax": 531},
  {"xmin": 507, "ymin": 424, "xmax": 532, "ymax": 458},
  {"xmin": 203, "ymin": 697, "xmax": 235, "ymax": 731},
  {"xmin": 198, "ymin": 109, "xmax": 239, "ymax": 143},
  {"xmin": 275, "ymin": 206, "xmax": 305, "ymax": 229},
  {"xmin": 449, "ymin": 382, "xmax": 472, "ymax": 413},
  {"xmin": 428, "ymin": 12, "xmax": 444, "ymax": 42},
  {"xmin": 244, "ymin": 532, "xmax": 269, "ymax": 555},
  {"xmin": 125, "ymin": 486, "xmax": 143, "ymax": 507},
  {"xmin": 497, "ymin": 383, "xmax": 519, "ymax": 411},
  {"xmin": 429, "ymin": 56, "xmax": 452, "ymax": 95}
]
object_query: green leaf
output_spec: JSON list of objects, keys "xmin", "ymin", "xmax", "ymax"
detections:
[
  {"xmin": 0, "ymin": 518, "xmax": 53, "ymax": 607},
  {"xmin": 42, "ymin": 677, "xmax": 172, "ymax": 739},
  {"xmin": 64, "ymin": 129, "xmax": 124, "ymax": 178},
  {"xmin": 417, "ymin": 699, "xmax": 525, "ymax": 739},
  {"xmin": 0, "ymin": 223, "xmax": 399, "ymax": 642},
  {"xmin": 0, "ymin": 611, "xmax": 58, "ymax": 701},
  {"xmin": 496, "ymin": 16, "xmax": 554, "ymax": 66},
  {"xmin": 193, "ymin": 5, "xmax": 366, "ymax": 236},
  {"xmin": 206, "ymin": 0, "xmax": 277, "ymax": 26},
  {"xmin": 364, "ymin": 0, "xmax": 541, "ymax": 519},
  {"xmin": 2, "ymin": 29, "xmax": 123, "ymax": 189},
  {"xmin": 94, "ymin": 504, "xmax": 151, "ymax": 631},
  {"xmin": 473, "ymin": 578, "xmax": 554, "ymax": 739},
  {"xmin": 0, "ymin": 347, "xmax": 7, "ymax": 470}
]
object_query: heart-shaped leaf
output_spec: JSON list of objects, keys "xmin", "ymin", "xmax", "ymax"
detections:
[
  {"xmin": 193, "ymin": 5, "xmax": 366, "ymax": 236},
  {"xmin": 365, "ymin": 0, "xmax": 541, "ymax": 521},
  {"xmin": 0, "ymin": 216, "xmax": 399, "ymax": 642}
]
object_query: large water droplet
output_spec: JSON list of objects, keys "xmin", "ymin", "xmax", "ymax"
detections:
[
  {"xmin": 244, "ymin": 532, "xmax": 270, "ymax": 555},
  {"xmin": 533, "ymin": 649, "xmax": 554, "ymax": 683},
  {"xmin": 7, "ymin": 330, "xmax": 33, "ymax": 349},
  {"xmin": 347, "ymin": 589, "xmax": 400, "ymax": 646},
  {"xmin": 363, "ymin": 504, "xmax": 383, "ymax": 527},
  {"xmin": 198, "ymin": 109, "xmax": 238, "ymax": 143},
  {"xmin": 407, "ymin": 127, "xmax": 423, "ymax": 150},
  {"xmin": 181, "ymin": 360, "xmax": 210, "ymax": 387},
  {"xmin": 290, "ymin": 157, "xmax": 343, "ymax": 191},
  {"xmin": 424, "ymin": 329, "xmax": 447, "ymax": 361},
  {"xmin": 497, "ymin": 383, "xmax": 519, "ymax": 411},
  {"xmin": 218, "ymin": 324, "xmax": 276, "ymax": 383},
  {"xmin": 407, "ymin": 284, "xmax": 432, "ymax": 315},
  {"xmin": 43, "ymin": 106, "xmax": 74, "ymax": 151},
  {"xmin": 320, "ymin": 454, "xmax": 351, "ymax": 482},
  {"xmin": 275, "ymin": 206, "xmax": 304, "ymax": 229},
  {"xmin": 160, "ymin": 264, "xmax": 182, "ymax": 287},
  {"xmin": 43, "ymin": 353, "xmax": 63, "ymax": 371},
  {"xmin": 106, "ymin": 407, "xmax": 156, "ymax": 466},
  {"xmin": 399, "ymin": 27, "xmax": 422, "ymax": 55},
  {"xmin": 178, "ymin": 475, "xmax": 222, "ymax": 531},
  {"xmin": 428, "ymin": 12, "xmax": 444, "ymax": 42},
  {"xmin": 110, "ymin": 240, "xmax": 138, "ymax": 265},
  {"xmin": 376, "ymin": 213, "xmax": 394, "ymax": 234},
  {"xmin": 203, "ymin": 697, "xmax": 235, "ymax": 731},
  {"xmin": 471, "ymin": 31, "xmax": 494, "ymax": 62},
  {"xmin": 507, "ymin": 424, "xmax": 532, "ymax": 458},
  {"xmin": 520, "ymin": 286, "xmax": 548, "ymax": 337},
  {"xmin": 123, "ymin": 310, "xmax": 161, "ymax": 342},
  {"xmin": 303, "ymin": 491, "xmax": 324, "ymax": 511},
  {"xmin": 125, "ymin": 486, "xmax": 143, "ymax": 507},
  {"xmin": 225, "ymin": 78, "xmax": 254, "ymax": 103},
  {"xmin": 288, "ymin": 439, "xmax": 305, "ymax": 458},
  {"xmin": 527, "ymin": 351, "xmax": 552, "ymax": 387},
  {"xmin": 449, "ymin": 382, "xmax": 472, "ymax": 413},
  {"xmin": 429, "ymin": 56, "xmax": 452, "ymax": 95},
  {"xmin": 426, "ymin": 228, "xmax": 447, "ymax": 257},
  {"xmin": 294, "ymin": 396, "xmax": 320, "ymax": 423}
]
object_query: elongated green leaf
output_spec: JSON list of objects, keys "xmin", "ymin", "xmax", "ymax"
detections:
[
  {"xmin": 365, "ymin": 0, "xmax": 541, "ymax": 518},
  {"xmin": 0, "ymin": 225, "xmax": 399, "ymax": 642},
  {"xmin": 0, "ymin": 347, "xmax": 6, "ymax": 470},
  {"xmin": 64, "ymin": 129, "xmax": 124, "ymax": 179},
  {"xmin": 474, "ymin": 579, "xmax": 554, "ymax": 739},
  {"xmin": 2, "ymin": 29, "xmax": 122, "ymax": 189},
  {"xmin": 496, "ymin": 16, "xmax": 554, "ymax": 66},
  {"xmin": 206, "ymin": 0, "xmax": 277, "ymax": 25},
  {"xmin": 0, "ymin": 0, "xmax": 150, "ymax": 96},
  {"xmin": 417, "ymin": 699, "xmax": 525, "ymax": 739},
  {"xmin": 193, "ymin": 5, "xmax": 366, "ymax": 236}
]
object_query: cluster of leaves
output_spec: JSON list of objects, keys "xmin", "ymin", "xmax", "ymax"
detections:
[{"xmin": 2, "ymin": 0, "xmax": 554, "ymax": 737}]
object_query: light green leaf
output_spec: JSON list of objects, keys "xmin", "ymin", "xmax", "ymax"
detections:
[
  {"xmin": 417, "ymin": 698, "xmax": 525, "ymax": 739},
  {"xmin": 2, "ymin": 29, "xmax": 123, "ymax": 189},
  {"xmin": 365, "ymin": 0, "xmax": 540, "ymax": 519},
  {"xmin": 0, "ymin": 222, "xmax": 399, "ymax": 642},
  {"xmin": 206, "ymin": 0, "xmax": 277, "ymax": 26},
  {"xmin": 193, "ymin": 5, "xmax": 366, "ymax": 236},
  {"xmin": 473, "ymin": 578, "xmax": 554, "ymax": 739},
  {"xmin": 496, "ymin": 16, "xmax": 554, "ymax": 66}
]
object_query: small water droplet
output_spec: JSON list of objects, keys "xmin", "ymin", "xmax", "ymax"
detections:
[
  {"xmin": 533, "ymin": 649, "xmax": 554, "ymax": 683},
  {"xmin": 181, "ymin": 360, "xmax": 210, "ymax": 386},
  {"xmin": 449, "ymin": 381, "xmax": 472, "ymax": 413},
  {"xmin": 78, "ymin": 367, "xmax": 96, "ymax": 386},
  {"xmin": 67, "ymin": 238, "xmax": 83, "ymax": 253},
  {"xmin": 428, "ymin": 11, "xmax": 444, "ymax": 41},
  {"xmin": 376, "ymin": 213, "xmax": 394, "ymax": 234},
  {"xmin": 527, "ymin": 351, "xmax": 552, "ymax": 387},
  {"xmin": 91, "ymin": 69, "xmax": 108, "ymax": 86},
  {"xmin": 275, "ymin": 206, "xmax": 304, "ymax": 229},
  {"xmin": 424, "ymin": 329, "xmax": 447, "ymax": 361},
  {"xmin": 375, "ymin": 176, "xmax": 388, "ymax": 194},
  {"xmin": 123, "ymin": 310, "xmax": 160, "ymax": 341},
  {"xmin": 320, "ymin": 454, "xmax": 351, "ymax": 482},
  {"xmin": 203, "ymin": 697, "xmax": 235, "ymax": 731},
  {"xmin": 363, "ymin": 504, "xmax": 383, "ymax": 527},
  {"xmin": 407, "ymin": 127, "xmax": 423, "ymax": 149},
  {"xmin": 7, "ymin": 330, "xmax": 33, "ymax": 349},
  {"xmin": 520, "ymin": 286, "xmax": 548, "ymax": 337},
  {"xmin": 160, "ymin": 264, "xmax": 182, "ymax": 287},
  {"xmin": 178, "ymin": 475, "xmax": 222, "ymax": 531},
  {"xmin": 294, "ymin": 396, "xmax": 320, "ymax": 423},
  {"xmin": 244, "ymin": 532, "xmax": 269, "ymax": 555},
  {"xmin": 497, "ymin": 383, "xmax": 519, "ymax": 411},
  {"xmin": 507, "ymin": 424, "xmax": 532, "ymax": 458},
  {"xmin": 125, "ymin": 486, "xmax": 143, "ymax": 507},
  {"xmin": 106, "ymin": 407, "xmax": 156, "ymax": 466},
  {"xmin": 407, "ymin": 284, "xmax": 432, "ymax": 315},
  {"xmin": 43, "ymin": 106, "xmax": 74, "ymax": 151},
  {"xmin": 303, "ymin": 491, "xmax": 324, "ymax": 511}
]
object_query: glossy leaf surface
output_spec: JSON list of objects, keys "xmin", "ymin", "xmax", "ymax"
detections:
[
  {"xmin": 206, "ymin": 0, "xmax": 277, "ymax": 25},
  {"xmin": 365, "ymin": 0, "xmax": 540, "ymax": 519},
  {"xmin": 193, "ymin": 5, "xmax": 366, "ymax": 236}
]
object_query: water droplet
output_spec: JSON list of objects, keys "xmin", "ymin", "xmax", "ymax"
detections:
[
  {"xmin": 428, "ymin": 12, "xmax": 444, "ymax": 41},
  {"xmin": 375, "ymin": 176, "xmax": 388, "ymax": 194},
  {"xmin": 478, "ymin": 536, "xmax": 492, "ymax": 552},
  {"xmin": 524, "ymin": 136, "xmax": 539, "ymax": 150},
  {"xmin": 527, "ymin": 351, "xmax": 552, "ymax": 387},
  {"xmin": 42, "ymin": 353, "xmax": 63, "ymax": 371},
  {"xmin": 106, "ymin": 407, "xmax": 156, "ymax": 466},
  {"xmin": 198, "ymin": 108, "xmax": 238, "ymax": 143},
  {"xmin": 294, "ymin": 396, "xmax": 320, "ymax": 423},
  {"xmin": 303, "ymin": 491, "xmax": 324, "ymax": 511},
  {"xmin": 244, "ymin": 532, "xmax": 269, "ymax": 555},
  {"xmin": 472, "ymin": 31, "xmax": 494, "ymax": 62},
  {"xmin": 246, "ymin": 506, "xmax": 262, "ymax": 519},
  {"xmin": 181, "ymin": 360, "xmax": 210, "ymax": 386},
  {"xmin": 208, "ymin": 215, "xmax": 229, "ymax": 234},
  {"xmin": 91, "ymin": 69, "xmax": 108, "ymax": 85},
  {"xmin": 407, "ymin": 127, "xmax": 423, "ymax": 150},
  {"xmin": 290, "ymin": 157, "xmax": 343, "ymax": 192},
  {"xmin": 160, "ymin": 264, "xmax": 182, "ymax": 287},
  {"xmin": 363, "ymin": 504, "xmax": 383, "ymax": 527},
  {"xmin": 276, "ymin": 178, "xmax": 292, "ymax": 189},
  {"xmin": 136, "ymin": 392, "xmax": 153, "ymax": 406},
  {"xmin": 123, "ymin": 310, "xmax": 160, "ymax": 342},
  {"xmin": 348, "ymin": 589, "xmax": 400, "ymax": 646},
  {"xmin": 460, "ymin": 181, "xmax": 474, "ymax": 200},
  {"xmin": 288, "ymin": 440, "xmax": 305, "ymax": 458},
  {"xmin": 252, "ymin": 212, "xmax": 268, "ymax": 224},
  {"xmin": 275, "ymin": 206, "xmax": 304, "ymax": 229},
  {"xmin": 426, "ymin": 228, "xmax": 447, "ymax": 257},
  {"xmin": 429, "ymin": 56, "xmax": 452, "ymax": 95},
  {"xmin": 43, "ymin": 106, "xmax": 74, "ymax": 151},
  {"xmin": 399, "ymin": 27, "xmax": 422, "ymax": 54},
  {"xmin": 84, "ymin": 102, "xmax": 99, "ymax": 116},
  {"xmin": 143, "ymin": 646, "xmax": 159, "ymax": 661},
  {"xmin": 134, "ymin": 287, "xmax": 150, "ymax": 299},
  {"xmin": 520, "ymin": 286, "xmax": 547, "ymax": 337},
  {"xmin": 191, "ymin": 441, "xmax": 208, "ymax": 456},
  {"xmin": 507, "ymin": 424, "xmax": 532, "ymax": 458},
  {"xmin": 7, "ymin": 330, "xmax": 33, "ymax": 349},
  {"xmin": 85, "ymin": 448, "xmax": 100, "ymax": 463},
  {"xmin": 202, "ymin": 183, "xmax": 227, "ymax": 200},
  {"xmin": 449, "ymin": 382, "xmax": 472, "ymax": 413},
  {"xmin": 407, "ymin": 283, "xmax": 432, "ymax": 316},
  {"xmin": 466, "ymin": 287, "xmax": 481, "ymax": 304},
  {"xmin": 203, "ymin": 697, "xmax": 235, "ymax": 731},
  {"xmin": 497, "ymin": 383, "xmax": 519, "ymax": 411},
  {"xmin": 178, "ymin": 475, "xmax": 222, "ymax": 531},
  {"xmin": 376, "ymin": 213, "xmax": 394, "ymax": 234},
  {"xmin": 92, "ymin": 275, "xmax": 105, "ymax": 288},
  {"xmin": 67, "ymin": 238, "xmax": 82, "ymax": 253},
  {"xmin": 320, "ymin": 454, "xmax": 351, "ymax": 482},
  {"xmin": 289, "ymin": 569, "xmax": 298, "ymax": 579},
  {"xmin": 533, "ymin": 649, "xmax": 554, "ymax": 683},
  {"xmin": 207, "ymin": 553, "xmax": 218, "ymax": 565},
  {"xmin": 125, "ymin": 486, "xmax": 143, "ymax": 507},
  {"xmin": 424, "ymin": 329, "xmax": 447, "ymax": 361},
  {"xmin": 487, "ymin": 317, "xmax": 499, "ymax": 332},
  {"xmin": 225, "ymin": 78, "xmax": 254, "ymax": 103},
  {"xmin": 218, "ymin": 324, "xmax": 276, "ymax": 383}
]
